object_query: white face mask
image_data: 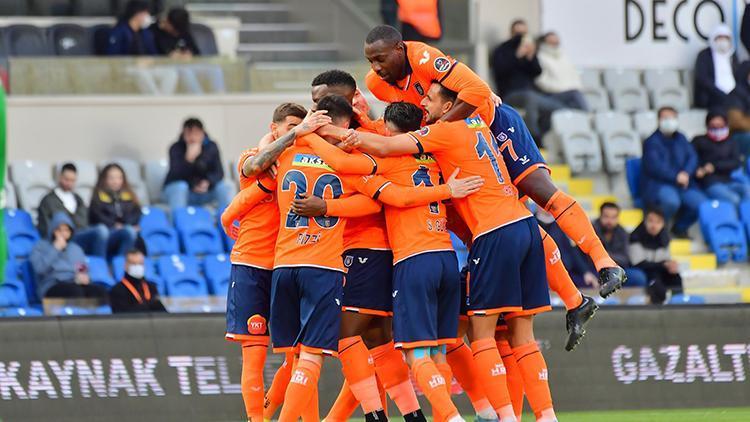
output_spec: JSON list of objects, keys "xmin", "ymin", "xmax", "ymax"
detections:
[
  {"xmin": 141, "ymin": 15, "xmax": 153, "ymax": 30},
  {"xmin": 659, "ymin": 118, "xmax": 679, "ymax": 135},
  {"xmin": 715, "ymin": 38, "xmax": 732, "ymax": 54},
  {"xmin": 126, "ymin": 264, "xmax": 145, "ymax": 279}
]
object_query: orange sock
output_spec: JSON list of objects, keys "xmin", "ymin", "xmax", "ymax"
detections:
[
  {"xmin": 264, "ymin": 351, "xmax": 294, "ymax": 420},
  {"xmin": 338, "ymin": 336, "xmax": 381, "ymax": 413},
  {"xmin": 411, "ymin": 357, "xmax": 459, "ymax": 420},
  {"xmin": 376, "ymin": 373, "xmax": 388, "ymax": 413},
  {"xmin": 512, "ymin": 342, "xmax": 555, "ymax": 419},
  {"xmin": 470, "ymin": 338, "xmax": 515, "ymax": 419},
  {"xmin": 278, "ymin": 358, "xmax": 321, "ymax": 422},
  {"xmin": 301, "ymin": 385, "xmax": 319, "ymax": 422},
  {"xmin": 544, "ymin": 190, "xmax": 617, "ymax": 271},
  {"xmin": 435, "ymin": 363, "xmax": 455, "ymax": 422},
  {"xmin": 370, "ymin": 341, "xmax": 421, "ymax": 415},
  {"xmin": 446, "ymin": 339, "xmax": 493, "ymax": 416},
  {"xmin": 240, "ymin": 344, "xmax": 267, "ymax": 422},
  {"xmin": 497, "ymin": 340, "xmax": 524, "ymax": 419},
  {"xmin": 324, "ymin": 380, "xmax": 359, "ymax": 422},
  {"xmin": 539, "ymin": 226, "xmax": 583, "ymax": 310}
]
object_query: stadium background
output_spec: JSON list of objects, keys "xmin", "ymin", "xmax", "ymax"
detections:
[{"xmin": 1, "ymin": 0, "xmax": 750, "ymax": 420}]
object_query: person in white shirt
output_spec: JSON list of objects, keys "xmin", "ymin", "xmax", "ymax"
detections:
[{"xmin": 535, "ymin": 31, "xmax": 588, "ymax": 111}]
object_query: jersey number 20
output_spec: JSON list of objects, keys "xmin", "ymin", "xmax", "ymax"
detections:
[{"xmin": 282, "ymin": 170, "xmax": 343, "ymax": 229}]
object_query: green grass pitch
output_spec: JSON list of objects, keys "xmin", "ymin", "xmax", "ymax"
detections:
[{"xmin": 520, "ymin": 407, "xmax": 750, "ymax": 421}]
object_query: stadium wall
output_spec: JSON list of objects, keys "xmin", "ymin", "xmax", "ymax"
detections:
[{"xmin": 1, "ymin": 307, "xmax": 749, "ymax": 421}]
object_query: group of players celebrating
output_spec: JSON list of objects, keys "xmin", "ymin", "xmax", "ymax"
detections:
[{"xmin": 220, "ymin": 25, "xmax": 627, "ymax": 422}]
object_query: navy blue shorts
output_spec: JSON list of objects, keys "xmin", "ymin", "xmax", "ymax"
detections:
[
  {"xmin": 342, "ymin": 249, "xmax": 393, "ymax": 316},
  {"xmin": 392, "ymin": 251, "xmax": 460, "ymax": 349},
  {"xmin": 270, "ymin": 267, "xmax": 343, "ymax": 355},
  {"xmin": 466, "ymin": 217, "xmax": 551, "ymax": 316},
  {"xmin": 225, "ymin": 264, "xmax": 272, "ymax": 343},
  {"xmin": 490, "ymin": 104, "xmax": 548, "ymax": 184}
]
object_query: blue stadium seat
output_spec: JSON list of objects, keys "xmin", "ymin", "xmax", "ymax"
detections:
[
  {"xmin": 173, "ymin": 206, "xmax": 224, "ymax": 256},
  {"xmin": 203, "ymin": 253, "xmax": 231, "ymax": 295},
  {"xmin": 140, "ymin": 206, "xmax": 180, "ymax": 256},
  {"xmin": 667, "ymin": 294, "xmax": 706, "ymax": 305},
  {"xmin": 0, "ymin": 277, "xmax": 28, "ymax": 308},
  {"xmin": 625, "ymin": 158, "xmax": 642, "ymax": 208},
  {"xmin": 739, "ymin": 200, "xmax": 750, "ymax": 224},
  {"xmin": 698, "ymin": 201, "xmax": 747, "ymax": 264},
  {"xmin": 53, "ymin": 306, "xmax": 93, "ymax": 316},
  {"xmin": 4, "ymin": 25, "xmax": 52, "ymax": 56},
  {"xmin": 5, "ymin": 208, "xmax": 40, "ymax": 260},
  {"xmin": 85, "ymin": 256, "xmax": 115, "ymax": 288},
  {"xmin": 0, "ymin": 307, "xmax": 43, "ymax": 317},
  {"xmin": 190, "ymin": 23, "xmax": 218, "ymax": 55},
  {"xmin": 217, "ymin": 207, "xmax": 235, "ymax": 252},
  {"xmin": 449, "ymin": 231, "xmax": 469, "ymax": 270},
  {"xmin": 111, "ymin": 255, "xmax": 166, "ymax": 295},
  {"xmin": 47, "ymin": 24, "xmax": 92, "ymax": 55},
  {"xmin": 157, "ymin": 254, "xmax": 208, "ymax": 297},
  {"xmin": 18, "ymin": 260, "xmax": 39, "ymax": 304}
]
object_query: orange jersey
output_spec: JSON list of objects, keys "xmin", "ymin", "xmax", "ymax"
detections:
[
  {"xmin": 229, "ymin": 148, "xmax": 279, "ymax": 269},
  {"xmin": 357, "ymin": 154, "xmax": 453, "ymax": 263},
  {"xmin": 273, "ymin": 135, "xmax": 377, "ymax": 271},
  {"xmin": 365, "ymin": 41, "xmax": 494, "ymax": 124},
  {"xmin": 408, "ymin": 116, "xmax": 531, "ymax": 239}
]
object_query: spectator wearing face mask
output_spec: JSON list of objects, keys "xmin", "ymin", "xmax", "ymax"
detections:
[
  {"xmin": 727, "ymin": 61, "xmax": 750, "ymax": 157},
  {"xmin": 694, "ymin": 24, "xmax": 740, "ymax": 109},
  {"xmin": 534, "ymin": 31, "xmax": 588, "ymax": 111},
  {"xmin": 693, "ymin": 109, "xmax": 750, "ymax": 207},
  {"xmin": 106, "ymin": 0, "xmax": 157, "ymax": 56},
  {"xmin": 641, "ymin": 107, "xmax": 708, "ymax": 238},
  {"xmin": 110, "ymin": 249, "xmax": 166, "ymax": 313}
]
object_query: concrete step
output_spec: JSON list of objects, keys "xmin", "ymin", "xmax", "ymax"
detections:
[
  {"xmin": 187, "ymin": 3, "xmax": 291, "ymax": 23},
  {"xmin": 239, "ymin": 23, "xmax": 311, "ymax": 43},
  {"xmin": 238, "ymin": 43, "xmax": 340, "ymax": 62}
]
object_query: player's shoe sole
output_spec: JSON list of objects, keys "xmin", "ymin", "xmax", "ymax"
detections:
[
  {"xmin": 475, "ymin": 415, "xmax": 499, "ymax": 422},
  {"xmin": 598, "ymin": 267, "xmax": 627, "ymax": 298},
  {"xmin": 565, "ymin": 295, "xmax": 598, "ymax": 352}
]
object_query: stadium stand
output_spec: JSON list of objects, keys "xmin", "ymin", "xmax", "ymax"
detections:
[
  {"xmin": 9, "ymin": 160, "xmax": 54, "ymax": 212},
  {"xmin": 111, "ymin": 254, "xmax": 166, "ymax": 294},
  {"xmin": 698, "ymin": 201, "xmax": 748, "ymax": 264},
  {"xmin": 85, "ymin": 255, "xmax": 116, "ymax": 288},
  {"xmin": 55, "ymin": 160, "xmax": 97, "ymax": 203},
  {"xmin": 173, "ymin": 206, "xmax": 224, "ymax": 256},
  {"xmin": 157, "ymin": 254, "xmax": 208, "ymax": 297},
  {"xmin": 139, "ymin": 206, "xmax": 180, "ymax": 256},
  {"xmin": 48, "ymin": 23, "xmax": 93, "ymax": 55},
  {"xmin": 5, "ymin": 208, "xmax": 40, "ymax": 260},
  {"xmin": 203, "ymin": 253, "xmax": 231, "ymax": 295}
]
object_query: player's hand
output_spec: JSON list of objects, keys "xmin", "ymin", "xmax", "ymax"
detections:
[
  {"xmin": 296, "ymin": 110, "xmax": 331, "ymax": 137},
  {"xmin": 341, "ymin": 129, "xmax": 360, "ymax": 148},
  {"xmin": 193, "ymin": 179, "xmax": 210, "ymax": 194},
  {"xmin": 227, "ymin": 221, "xmax": 240, "ymax": 240},
  {"xmin": 291, "ymin": 194, "xmax": 327, "ymax": 217},
  {"xmin": 75, "ymin": 272, "xmax": 90, "ymax": 285},
  {"xmin": 704, "ymin": 163, "xmax": 715, "ymax": 174},
  {"xmin": 352, "ymin": 89, "xmax": 371, "ymax": 117},
  {"xmin": 446, "ymin": 168, "xmax": 484, "ymax": 198},
  {"xmin": 490, "ymin": 91, "xmax": 503, "ymax": 106}
]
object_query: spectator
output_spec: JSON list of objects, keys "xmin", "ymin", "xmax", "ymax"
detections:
[
  {"xmin": 629, "ymin": 209, "xmax": 683, "ymax": 304},
  {"xmin": 163, "ymin": 117, "xmax": 232, "ymax": 210},
  {"xmin": 641, "ymin": 107, "xmax": 708, "ymax": 238},
  {"xmin": 742, "ymin": 2, "xmax": 749, "ymax": 54},
  {"xmin": 89, "ymin": 163, "xmax": 142, "ymax": 259},
  {"xmin": 592, "ymin": 202, "xmax": 647, "ymax": 288},
  {"xmin": 109, "ymin": 249, "xmax": 166, "ymax": 313},
  {"xmin": 693, "ymin": 109, "xmax": 750, "ymax": 207},
  {"xmin": 397, "ymin": 0, "xmax": 442, "ymax": 42},
  {"xmin": 38, "ymin": 163, "xmax": 108, "ymax": 257},
  {"xmin": 491, "ymin": 19, "xmax": 566, "ymax": 140},
  {"xmin": 694, "ymin": 24, "xmax": 739, "ymax": 109},
  {"xmin": 727, "ymin": 61, "xmax": 750, "ymax": 157},
  {"xmin": 106, "ymin": 0, "xmax": 157, "ymax": 56},
  {"xmin": 536, "ymin": 208, "xmax": 598, "ymax": 288},
  {"xmin": 30, "ymin": 212, "xmax": 108, "ymax": 301},
  {"xmin": 535, "ymin": 31, "xmax": 588, "ymax": 111}
]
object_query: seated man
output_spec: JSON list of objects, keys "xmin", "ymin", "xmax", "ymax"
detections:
[
  {"xmin": 162, "ymin": 117, "xmax": 233, "ymax": 210},
  {"xmin": 535, "ymin": 32, "xmax": 588, "ymax": 111},
  {"xmin": 727, "ymin": 62, "xmax": 750, "ymax": 157},
  {"xmin": 640, "ymin": 107, "xmax": 708, "ymax": 238},
  {"xmin": 629, "ymin": 209, "xmax": 683, "ymax": 304},
  {"xmin": 109, "ymin": 249, "xmax": 166, "ymax": 313},
  {"xmin": 593, "ymin": 202, "xmax": 647, "ymax": 287}
]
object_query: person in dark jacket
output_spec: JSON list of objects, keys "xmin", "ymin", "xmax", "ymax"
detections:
[
  {"xmin": 536, "ymin": 209, "xmax": 598, "ymax": 288},
  {"xmin": 693, "ymin": 109, "xmax": 750, "ymax": 207},
  {"xmin": 727, "ymin": 61, "xmax": 750, "ymax": 157},
  {"xmin": 106, "ymin": 0, "xmax": 158, "ymax": 56},
  {"xmin": 89, "ymin": 163, "xmax": 142, "ymax": 259},
  {"xmin": 38, "ymin": 163, "xmax": 109, "ymax": 257},
  {"xmin": 640, "ymin": 107, "xmax": 708, "ymax": 238},
  {"xmin": 162, "ymin": 117, "xmax": 232, "ymax": 210},
  {"xmin": 629, "ymin": 209, "xmax": 683, "ymax": 304},
  {"xmin": 693, "ymin": 24, "xmax": 740, "ymax": 109},
  {"xmin": 30, "ymin": 212, "xmax": 108, "ymax": 301},
  {"xmin": 593, "ymin": 202, "xmax": 647, "ymax": 287},
  {"xmin": 490, "ymin": 19, "xmax": 567, "ymax": 140},
  {"xmin": 741, "ymin": 2, "xmax": 749, "ymax": 55},
  {"xmin": 110, "ymin": 249, "xmax": 166, "ymax": 313}
]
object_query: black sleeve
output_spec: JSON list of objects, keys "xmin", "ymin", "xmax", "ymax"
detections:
[
  {"xmin": 713, "ymin": 140, "xmax": 741, "ymax": 174},
  {"xmin": 523, "ymin": 55, "xmax": 543, "ymax": 77},
  {"xmin": 490, "ymin": 45, "xmax": 515, "ymax": 89},
  {"xmin": 166, "ymin": 142, "xmax": 194, "ymax": 185},
  {"xmin": 74, "ymin": 196, "xmax": 90, "ymax": 229},
  {"xmin": 88, "ymin": 193, "xmax": 115, "ymax": 228},
  {"xmin": 109, "ymin": 284, "xmax": 137, "ymax": 313},
  {"xmin": 187, "ymin": 33, "xmax": 201, "ymax": 55},
  {"xmin": 37, "ymin": 194, "xmax": 53, "ymax": 236},
  {"xmin": 742, "ymin": 5, "xmax": 750, "ymax": 53},
  {"xmin": 610, "ymin": 230, "xmax": 631, "ymax": 268},
  {"xmin": 122, "ymin": 198, "xmax": 142, "ymax": 226},
  {"xmin": 195, "ymin": 141, "xmax": 224, "ymax": 186}
]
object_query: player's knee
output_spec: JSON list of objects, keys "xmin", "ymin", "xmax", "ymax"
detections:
[{"xmin": 518, "ymin": 170, "xmax": 558, "ymax": 206}]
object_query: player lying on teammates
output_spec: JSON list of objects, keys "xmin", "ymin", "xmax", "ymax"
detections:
[{"xmin": 318, "ymin": 81, "xmax": 560, "ymax": 421}]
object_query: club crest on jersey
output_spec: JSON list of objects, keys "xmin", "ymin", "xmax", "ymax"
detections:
[
  {"xmin": 496, "ymin": 131, "xmax": 509, "ymax": 143},
  {"xmin": 464, "ymin": 116, "xmax": 486, "ymax": 129},
  {"xmin": 292, "ymin": 153, "xmax": 333, "ymax": 170},
  {"xmin": 344, "ymin": 255, "xmax": 354, "ymax": 267},
  {"xmin": 413, "ymin": 153, "xmax": 436, "ymax": 164},
  {"xmin": 414, "ymin": 82, "xmax": 424, "ymax": 95},
  {"xmin": 247, "ymin": 314, "xmax": 267, "ymax": 335},
  {"xmin": 417, "ymin": 126, "xmax": 430, "ymax": 136},
  {"xmin": 433, "ymin": 56, "xmax": 451, "ymax": 72}
]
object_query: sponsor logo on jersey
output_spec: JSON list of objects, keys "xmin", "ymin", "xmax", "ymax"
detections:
[
  {"xmin": 464, "ymin": 116, "xmax": 487, "ymax": 129},
  {"xmin": 247, "ymin": 314, "xmax": 267, "ymax": 335},
  {"xmin": 491, "ymin": 363, "xmax": 507, "ymax": 377},
  {"xmin": 292, "ymin": 153, "xmax": 333, "ymax": 170},
  {"xmin": 414, "ymin": 81, "xmax": 424, "ymax": 96},
  {"xmin": 428, "ymin": 374, "xmax": 446, "ymax": 389},
  {"xmin": 358, "ymin": 257, "xmax": 369, "ymax": 264},
  {"xmin": 419, "ymin": 50, "xmax": 430, "ymax": 65},
  {"xmin": 433, "ymin": 56, "xmax": 452, "ymax": 72},
  {"xmin": 344, "ymin": 255, "xmax": 354, "ymax": 267},
  {"xmin": 496, "ymin": 131, "xmax": 509, "ymax": 142},
  {"xmin": 417, "ymin": 126, "xmax": 430, "ymax": 136}
]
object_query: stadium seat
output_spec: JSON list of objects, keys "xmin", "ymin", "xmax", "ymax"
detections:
[
  {"xmin": 55, "ymin": 160, "xmax": 97, "ymax": 204},
  {"xmin": 632, "ymin": 110, "xmax": 658, "ymax": 139},
  {"xmin": 581, "ymin": 86, "xmax": 610, "ymax": 111},
  {"xmin": 48, "ymin": 24, "xmax": 92, "ymax": 56},
  {"xmin": 625, "ymin": 158, "xmax": 642, "ymax": 208},
  {"xmin": 89, "ymin": 24, "xmax": 112, "ymax": 55},
  {"xmin": 5, "ymin": 208, "xmax": 41, "ymax": 260},
  {"xmin": 191, "ymin": 23, "xmax": 218, "ymax": 55},
  {"xmin": 651, "ymin": 86, "xmax": 690, "ymax": 111},
  {"xmin": 17, "ymin": 260, "xmax": 38, "ymax": 304},
  {"xmin": 4, "ymin": 181, "xmax": 18, "ymax": 209},
  {"xmin": 698, "ymin": 201, "xmax": 747, "ymax": 264},
  {"xmin": 139, "ymin": 206, "xmax": 180, "ymax": 256},
  {"xmin": 144, "ymin": 159, "xmax": 169, "ymax": 204},
  {"xmin": 203, "ymin": 253, "xmax": 231, "ymax": 295},
  {"xmin": 0, "ymin": 277, "xmax": 28, "ymax": 308},
  {"xmin": 53, "ymin": 306, "xmax": 94, "ymax": 316},
  {"xmin": 593, "ymin": 111, "xmax": 632, "ymax": 134},
  {"xmin": 678, "ymin": 109, "xmax": 708, "ymax": 140},
  {"xmin": 643, "ymin": 69, "xmax": 682, "ymax": 91},
  {"xmin": 111, "ymin": 255, "xmax": 166, "ymax": 295},
  {"xmin": 157, "ymin": 254, "xmax": 208, "ymax": 297},
  {"xmin": 560, "ymin": 131, "xmax": 603, "ymax": 173},
  {"xmin": 218, "ymin": 207, "xmax": 235, "ymax": 252},
  {"xmin": 738, "ymin": 200, "xmax": 750, "ymax": 224},
  {"xmin": 579, "ymin": 68, "xmax": 602, "ymax": 89},
  {"xmin": 85, "ymin": 256, "xmax": 115, "ymax": 288},
  {"xmin": 682, "ymin": 68, "xmax": 694, "ymax": 103},
  {"xmin": 599, "ymin": 131, "xmax": 641, "ymax": 173},
  {"xmin": 9, "ymin": 160, "xmax": 54, "ymax": 211},
  {"xmin": 667, "ymin": 294, "xmax": 706, "ymax": 305},
  {"xmin": 0, "ymin": 307, "xmax": 43, "ymax": 317},
  {"xmin": 173, "ymin": 206, "xmax": 224, "ymax": 255},
  {"xmin": 602, "ymin": 68, "xmax": 641, "ymax": 91},
  {"xmin": 4, "ymin": 25, "xmax": 52, "ymax": 56},
  {"xmin": 610, "ymin": 86, "xmax": 650, "ymax": 113},
  {"xmin": 551, "ymin": 109, "xmax": 591, "ymax": 135}
]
